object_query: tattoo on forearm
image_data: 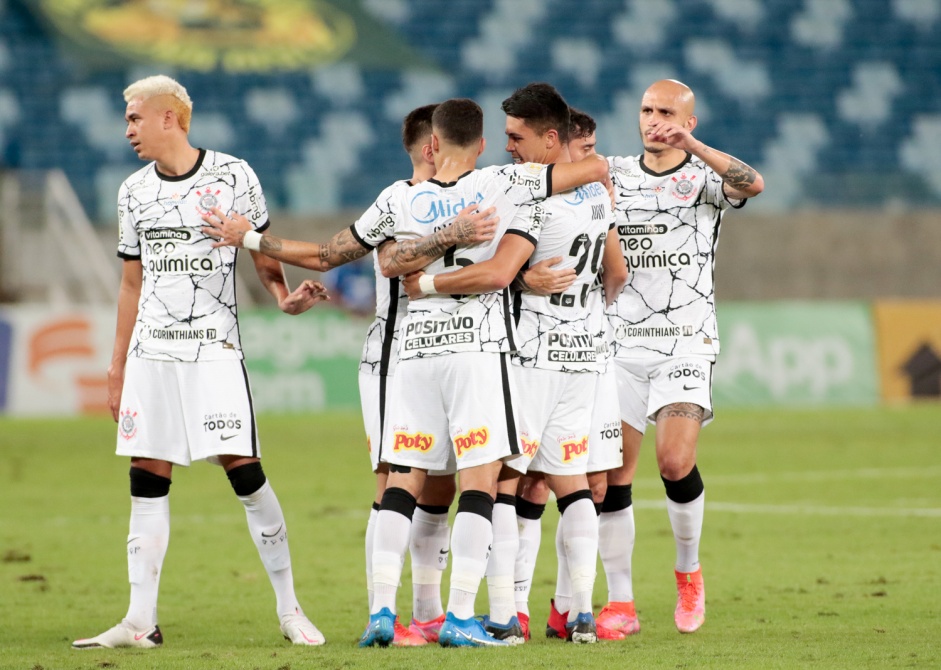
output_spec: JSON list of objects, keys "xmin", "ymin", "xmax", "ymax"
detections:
[
  {"xmin": 322, "ymin": 229, "xmax": 369, "ymax": 268},
  {"xmin": 722, "ymin": 158, "xmax": 757, "ymax": 190},
  {"xmin": 260, "ymin": 236, "xmax": 283, "ymax": 253},
  {"xmin": 386, "ymin": 231, "xmax": 450, "ymax": 273},
  {"xmin": 449, "ymin": 217, "xmax": 476, "ymax": 244},
  {"xmin": 656, "ymin": 402, "xmax": 704, "ymax": 423}
]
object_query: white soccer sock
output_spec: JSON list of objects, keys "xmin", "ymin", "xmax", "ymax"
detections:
[
  {"xmin": 238, "ymin": 481, "xmax": 300, "ymax": 618},
  {"xmin": 666, "ymin": 491, "xmax": 705, "ymax": 573},
  {"xmin": 125, "ymin": 495, "xmax": 170, "ymax": 629},
  {"xmin": 485, "ymin": 500, "xmax": 518, "ymax": 625},
  {"xmin": 447, "ymin": 511, "xmax": 492, "ymax": 620},
  {"xmin": 365, "ymin": 505, "xmax": 378, "ymax": 610},
  {"xmin": 514, "ymin": 515, "xmax": 542, "ymax": 616},
  {"xmin": 560, "ymin": 498, "xmax": 598, "ymax": 619},
  {"xmin": 599, "ymin": 505, "xmax": 635, "ymax": 602},
  {"xmin": 409, "ymin": 507, "xmax": 449, "ymax": 622},
  {"xmin": 553, "ymin": 517, "xmax": 573, "ymax": 615},
  {"xmin": 371, "ymin": 509, "xmax": 412, "ymax": 614}
]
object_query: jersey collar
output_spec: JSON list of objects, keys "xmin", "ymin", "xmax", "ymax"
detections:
[{"xmin": 639, "ymin": 151, "xmax": 692, "ymax": 177}]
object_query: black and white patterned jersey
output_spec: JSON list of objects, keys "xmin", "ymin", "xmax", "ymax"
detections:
[
  {"xmin": 510, "ymin": 181, "xmax": 615, "ymax": 372},
  {"xmin": 606, "ymin": 153, "xmax": 745, "ymax": 360},
  {"xmin": 587, "ymin": 277, "xmax": 614, "ymax": 374},
  {"xmin": 392, "ymin": 163, "xmax": 552, "ymax": 360},
  {"xmin": 117, "ymin": 149, "xmax": 268, "ymax": 362},
  {"xmin": 348, "ymin": 179, "xmax": 411, "ymax": 377}
]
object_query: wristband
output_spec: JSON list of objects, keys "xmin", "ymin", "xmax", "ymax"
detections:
[
  {"xmin": 242, "ymin": 230, "xmax": 263, "ymax": 251},
  {"xmin": 418, "ymin": 274, "xmax": 437, "ymax": 296}
]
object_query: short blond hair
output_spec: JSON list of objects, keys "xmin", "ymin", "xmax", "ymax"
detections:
[{"xmin": 123, "ymin": 75, "xmax": 193, "ymax": 133}]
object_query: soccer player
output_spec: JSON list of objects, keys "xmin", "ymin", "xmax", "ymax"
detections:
[
  {"xmin": 201, "ymin": 104, "xmax": 499, "ymax": 646},
  {"xmin": 601, "ymin": 79, "xmax": 764, "ymax": 635},
  {"xmin": 405, "ymin": 86, "xmax": 624, "ymax": 646},
  {"xmin": 72, "ymin": 75, "xmax": 330, "ymax": 650},
  {"xmin": 360, "ymin": 97, "xmax": 610, "ymax": 648}
]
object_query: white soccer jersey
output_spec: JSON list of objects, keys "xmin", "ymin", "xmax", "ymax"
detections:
[
  {"xmin": 510, "ymin": 181, "xmax": 615, "ymax": 372},
  {"xmin": 117, "ymin": 149, "xmax": 268, "ymax": 362},
  {"xmin": 607, "ymin": 153, "xmax": 744, "ymax": 360},
  {"xmin": 392, "ymin": 163, "xmax": 552, "ymax": 360},
  {"xmin": 587, "ymin": 276, "xmax": 614, "ymax": 374},
  {"xmin": 349, "ymin": 179, "xmax": 411, "ymax": 377}
]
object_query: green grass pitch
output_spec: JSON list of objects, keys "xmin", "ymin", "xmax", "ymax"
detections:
[{"xmin": 1, "ymin": 405, "xmax": 939, "ymax": 669}]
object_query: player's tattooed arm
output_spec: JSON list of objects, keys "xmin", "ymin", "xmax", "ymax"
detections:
[
  {"xmin": 377, "ymin": 204, "xmax": 499, "ymax": 278},
  {"xmin": 317, "ymin": 228, "xmax": 371, "ymax": 271}
]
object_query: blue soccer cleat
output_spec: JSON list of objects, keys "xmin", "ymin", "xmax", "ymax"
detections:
[
  {"xmin": 438, "ymin": 612, "xmax": 510, "ymax": 647},
  {"xmin": 481, "ymin": 614, "xmax": 526, "ymax": 645},
  {"xmin": 358, "ymin": 607, "xmax": 395, "ymax": 647},
  {"xmin": 565, "ymin": 611, "xmax": 598, "ymax": 644}
]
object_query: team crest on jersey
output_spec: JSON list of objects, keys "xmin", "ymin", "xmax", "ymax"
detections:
[
  {"xmin": 119, "ymin": 408, "xmax": 138, "ymax": 440},
  {"xmin": 670, "ymin": 173, "xmax": 697, "ymax": 201},
  {"xmin": 196, "ymin": 188, "xmax": 222, "ymax": 212}
]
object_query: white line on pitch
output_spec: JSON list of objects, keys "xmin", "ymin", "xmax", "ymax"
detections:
[
  {"xmin": 633, "ymin": 499, "xmax": 941, "ymax": 517},
  {"xmin": 632, "ymin": 465, "xmax": 941, "ymax": 488}
]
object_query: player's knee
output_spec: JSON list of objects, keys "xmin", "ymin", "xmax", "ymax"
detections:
[
  {"xmin": 661, "ymin": 464, "xmax": 704, "ymax": 504},
  {"xmin": 129, "ymin": 467, "xmax": 172, "ymax": 498},
  {"xmin": 226, "ymin": 461, "xmax": 267, "ymax": 497},
  {"xmin": 556, "ymin": 489, "xmax": 592, "ymax": 515},
  {"xmin": 657, "ymin": 451, "xmax": 695, "ymax": 481},
  {"xmin": 456, "ymin": 489, "xmax": 494, "ymax": 522},
  {"xmin": 515, "ymin": 496, "xmax": 546, "ymax": 521},
  {"xmin": 601, "ymin": 483, "xmax": 632, "ymax": 513},
  {"xmin": 381, "ymin": 486, "xmax": 418, "ymax": 520}
]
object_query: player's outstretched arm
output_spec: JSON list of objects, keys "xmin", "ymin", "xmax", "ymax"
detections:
[
  {"xmin": 250, "ymin": 251, "xmax": 330, "ymax": 315},
  {"xmin": 512, "ymin": 256, "xmax": 576, "ymax": 296},
  {"xmin": 647, "ymin": 120, "xmax": 765, "ymax": 199},
  {"xmin": 108, "ymin": 260, "xmax": 142, "ymax": 422},
  {"xmin": 547, "ymin": 153, "xmax": 610, "ymax": 195},
  {"xmin": 377, "ymin": 204, "xmax": 498, "ymax": 278},
  {"xmin": 201, "ymin": 208, "xmax": 372, "ymax": 272},
  {"xmin": 601, "ymin": 232, "xmax": 628, "ymax": 306},
  {"xmin": 403, "ymin": 234, "xmax": 534, "ymax": 299}
]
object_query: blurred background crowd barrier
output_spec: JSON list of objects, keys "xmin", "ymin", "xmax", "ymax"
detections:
[{"xmin": 0, "ymin": 0, "xmax": 938, "ymax": 415}]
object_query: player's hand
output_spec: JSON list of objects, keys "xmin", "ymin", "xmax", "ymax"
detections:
[
  {"xmin": 403, "ymin": 270, "xmax": 426, "ymax": 300},
  {"xmin": 200, "ymin": 207, "xmax": 252, "ymax": 248},
  {"xmin": 278, "ymin": 279, "xmax": 330, "ymax": 315},
  {"xmin": 646, "ymin": 120, "xmax": 696, "ymax": 152},
  {"xmin": 107, "ymin": 362, "xmax": 125, "ymax": 422},
  {"xmin": 449, "ymin": 204, "xmax": 499, "ymax": 245},
  {"xmin": 523, "ymin": 257, "xmax": 576, "ymax": 295}
]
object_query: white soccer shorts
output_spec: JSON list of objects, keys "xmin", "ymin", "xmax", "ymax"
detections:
[
  {"xmin": 588, "ymin": 367, "xmax": 624, "ymax": 473},
  {"xmin": 613, "ymin": 356, "xmax": 715, "ymax": 434},
  {"xmin": 383, "ymin": 351, "xmax": 519, "ymax": 472},
  {"xmin": 359, "ymin": 370, "xmax": 456, "ymax": 475},
  {"xmin": 116, "ymin": 357, "xmax": 259, "ymax": 466},
  {"xmin": 507, "ymin": 366, "xmax": 594, "ymax": 476}
]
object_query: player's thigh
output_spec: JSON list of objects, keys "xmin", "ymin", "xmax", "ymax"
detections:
[
  {"xmin": 180, "ymin": 359, "xmax": 260, "ymax": 463},
  {"xmin": 506, "ymin": 365, "xmax": 561, "ymax": 476},
  {"xmin": 588, "ymin": 367, "xmax": 623, "ymax": 474},
  {"xmin": 116, "ymin": 358, "xmax": 191, "ymax": 466},
  {"xmin": 529, "ymin": 372, "xmax": 594, "ymax": 477},
  {"xmin": 613, "ymin": 357, "xmax": 652, "ymax": 434},
  {"xmin": 647, "ymin": 357, "xmax": 715, "ymax": 425},
  {"xmin": 384, "ymin": 357, "xmax": 451, "ymax": 472},
  {"xmin": 441, "ymin": 352, "xmax": 519, "ymax": 471}
]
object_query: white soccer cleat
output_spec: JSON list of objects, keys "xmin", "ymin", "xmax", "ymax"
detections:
[
  {"xmin": 280, "ymin": 612, "xmax": 326, "ymax": 646},
  {"xmin": 72, "ymin": 621, "xmax": 163, "ymax": 649}
]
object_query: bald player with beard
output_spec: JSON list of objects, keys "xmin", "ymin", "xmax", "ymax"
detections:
[{"xmin": 599, "ymin": 79, "xmax": 764, "ymax": 636}]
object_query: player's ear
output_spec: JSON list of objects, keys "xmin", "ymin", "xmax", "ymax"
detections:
[
  {"xmin": 421, "ymin": 142, "xmax": 434, "ymax": 164},
  {"xmin": 686, "ymin": 115, "xmax": 698, "ymax": 132},
  {"xmin": 477, "ymin": 136, "xmax": 486, "ymax": 157},
  {"xmin": 431, "ymin": 133, "xmax": 439, "ymax": 154},
  {"xmin": 546, "ymin": 129, "xmax": 558, "ymax": 149}
]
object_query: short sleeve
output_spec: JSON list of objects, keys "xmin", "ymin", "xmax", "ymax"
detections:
[
  {"xmin": 350, "ymin": 182, "xmax": 402, "ymax": 249},
  {"xmin": 116, "ymin": 182, "xmax": 140, "ymax": 260},
  {"xmin": 484, "ymin": 163, "xmax": 552, "ymax": 206},
  {"xmin": 235, "ymin": 161, "xmax": 270, "ymax": 231},
  {"xmin": 505, "ymin": 201, "xmax": 545, "ymax": 247}
]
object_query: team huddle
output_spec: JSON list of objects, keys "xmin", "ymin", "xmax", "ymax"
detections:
[{"xmin": 72, "ymin": 74, "xmax": 763, "ymax": 650}]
